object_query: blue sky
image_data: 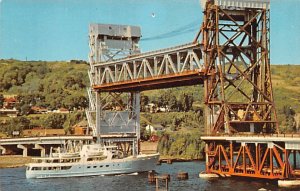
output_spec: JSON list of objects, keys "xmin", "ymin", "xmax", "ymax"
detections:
[{"xmin": 0, "ymin": 0, "xmax": 299, "ymax": 64}]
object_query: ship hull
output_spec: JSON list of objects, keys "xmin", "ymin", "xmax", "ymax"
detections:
[{"xmin": 26, "ymin": 153, "xmax": 159, "ymax": 179}]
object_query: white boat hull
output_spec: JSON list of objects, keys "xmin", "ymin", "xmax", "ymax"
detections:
[
  {"xmin": 278, "ymin": 179, "xmax": 300, "ymax": 187},
  {"xmin": 26, "ymin": 153, "xmax": 159, "ymax": 179}
]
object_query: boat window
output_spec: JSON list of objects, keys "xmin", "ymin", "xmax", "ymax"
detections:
[
  {"xmin": 100, "ymin": 165, "xmax": 103, "ymax": 168},
  {"xmin": 105, "ymin": 165, "xmax": 109, "ymax": 167},
  {"xmin": 93, "ymin": 166, "xmax": 97, "ymax": 168},
  {"xmin": 61, "ymin": 166, "xmax": 72, "ymax": 170},
  {"xmin": 87, "ymin": 166, "xmax": 91, "ymax": 168},
  {"xmin": 54, "ymin": 167, "xmax": 60, "ymax": 170},
  {"xmin": 32, "ymin": 167, "xmax": 42, "ymax": 171}
]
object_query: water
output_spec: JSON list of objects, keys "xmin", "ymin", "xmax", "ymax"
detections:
[{"xmin": 0, "ymin": 161, "xmax": 299, "ymax": 191}]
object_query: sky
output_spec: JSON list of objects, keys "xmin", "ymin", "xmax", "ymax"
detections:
[{"xmin": 0, "ymin": 0, "xmax": 299, "ymax": 64}]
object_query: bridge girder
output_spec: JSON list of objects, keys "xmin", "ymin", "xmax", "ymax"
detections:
[{"xmin": 91, "ymin": 43, "xmax": 204, "ymax": 92}]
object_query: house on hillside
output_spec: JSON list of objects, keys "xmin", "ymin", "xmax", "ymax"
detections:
[
  {"xmin": 157, "ymin": 106, "xmax": 170, "ymax": 112},
  {"xmin": 23, "ymin": 128, "xmax": 65, "ymax": 137},
  {"xmin": 0, "ymin": 108, "xmax": 18, "ymax": 117},
  {"xmin": 145, "ymin": 103, "xmax": 169, "ymax": 113},
  {"xmin": 145, "ymin": 124, "xmax": 165, "ymax": 134},
  {"xmin": 53, "ymin": 108, "xmax": 70, "ymax": 114},
  {"xmin": 72, "ymin": 120, "xmax": 89, "ymax": 135},
  {"xmin": 145, "ymin": 103, "xmax": 157, "ymax": 113},
  {"xmin": 3, "ymin": 97, "xmax": 18, "ymax": 109},
  {"xmin": 31, "ymin": 106, "xmax": 48, "ymax": 114}
]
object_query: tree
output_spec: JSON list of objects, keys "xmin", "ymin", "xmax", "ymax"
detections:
[
  {"xmin": 280, "ymin": 105, "xmax": 296, "ymax": 133},
  {"xmin": 19, "ymin": 104, "xmax": 32, "ymax": 115},
  {"xmin": 179, "ymin": 93, "xmax": 194, "ymax": 112},
  {"xmin": 168, "ymin": 95, "xmax": 177, "ymax": 111},
  {"xmin": 171, "ymin": 117, "xmax": 181, "ymax": 131},
  {"xmin": 43, "ymin": 113, "xmax": 66, "ymax": 129},
  {"xmin": 141, "ymin": 95, "xmax": 150, "ymax": 112},
  {"xmin": 5, "ymin": 117, "xmax": 30, "ymax": 135},
  {"xmin": 63, "ymin": 111, "xmax": 86, "ymax": 134},
  {"xmin": 0, "ymin": 94, "xmax": 4, "ymax": 108},
  {"xmin": 140, "ymin": 126, "xmax": 151, "ymax": 141},
  {"xmin": 63, "ymin": 94, "xmax": 88, "ymax": 111}
]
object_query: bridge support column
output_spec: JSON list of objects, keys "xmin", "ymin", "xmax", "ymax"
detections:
[
  {"xmin": 34, "ymin": 144, "xmax": 45, "ymax": 157},
  {"xmin": 17, "ymin": 144, "xmax": 28, "ymax": 157},
  {"xmin": 0, "ymin": 145, "xmax": 6, "ymax": 155}
]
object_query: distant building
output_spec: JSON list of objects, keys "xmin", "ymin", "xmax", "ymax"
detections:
[
  {"xmin": 31, "ymin": 106, "xmax": 48, "ymax": 114},
  {"xmin": 53, "ymin": 108, "xmax": 70, "ymax": 114},
  {"xmin": 145, "ymin": 124, "xmax": 165, "ymax": 134},
  {"xmin": 0, "ymin": 108, "xmax": 18, "ymax": 117},
  {"xmin": 3, "ymin": 97, "xmax": 18, "ymax": 109},
  {"xmin": 157, "ymin": 106, "xmax": 170, "ymax": 112},
  {"xmin": 72, "ymin": 120, "xmax": 89, "ymax": 135},
  {"xmin": 23, "ymin": 128, "xmax": 65, "ymax": 137},
  {"xmin": 145, "ymin": 103, "xmax": 169, "ymax": 113}
]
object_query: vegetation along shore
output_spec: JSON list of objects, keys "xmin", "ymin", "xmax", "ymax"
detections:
[{"xmin": 0, "ymin": 59, "xmax": 300, "ymax": 162}]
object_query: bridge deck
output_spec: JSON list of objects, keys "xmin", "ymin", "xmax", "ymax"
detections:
[
  {"xmin": 91, "ymin": 42, "xmax": 204, "ymax": 92},
  {"xmin": 201, "ymin": 134, "xmax": 300, "ymax": 143},
  {"xmin": 93, "ymin": 69, "xmax": 205, "ymax": 92}
]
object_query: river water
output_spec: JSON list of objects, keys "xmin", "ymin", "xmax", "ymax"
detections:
[{"xmin": 0, "ymin": 161, "xmax": 298, "ymax": 191}]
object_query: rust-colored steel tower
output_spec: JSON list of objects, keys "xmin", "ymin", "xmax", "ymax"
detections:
[
  {"xmin": 202, "ymin": 0, "xmax": 278, "ymax": 135},
  {"xmin": 201, "ymin": 0, "xmax": 300, "ymax": 180}
]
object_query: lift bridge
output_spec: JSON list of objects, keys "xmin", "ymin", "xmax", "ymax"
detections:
[{"xmin": 86, "ymin": 0, "xmax": 300, "ymax": 180}]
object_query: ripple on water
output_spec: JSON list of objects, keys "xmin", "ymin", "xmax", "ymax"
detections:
[{"xmin": 0, "ymin": 162, "xmax": 299, "ymax": 191}]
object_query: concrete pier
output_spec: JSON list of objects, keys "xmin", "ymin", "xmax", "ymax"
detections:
[
  {"xmin": 17, "ymin": 144, "xmax": 28, "ymax": 157},
  {"xmin": 0, "ymin": 145, "xmax": 6, "ymax": 155},
  {"xmin": 34, "ymin": 144, "xmax": 45, "ymax": 157}
]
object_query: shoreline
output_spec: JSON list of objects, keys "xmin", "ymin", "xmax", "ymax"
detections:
[
  {"xmin": 0, "ymin": 155, "xmax": 202, "ymax": 169},
  {"xmin": 0, "ymin": 142, "xmax": 202, "ymax": 168},
  {"xmin": 0, "ymin": 155, "xmax": 33, "ymax": 169}
]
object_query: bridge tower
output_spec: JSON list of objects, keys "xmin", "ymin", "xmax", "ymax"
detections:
[
  {"xmin": 200, "ymin": 0, "xmax": 300, "ymax": 180},
  {"xmin": 87, "ymin": 24, "xmax": 142, "ymax": 156},
  {"xmin": 201, "ymin": 0, "xmax": 278, "ymax": 135}
]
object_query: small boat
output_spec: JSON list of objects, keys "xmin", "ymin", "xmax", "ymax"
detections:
[
  {"xmin": 278, "ymin": 179, "xmax": 300, "ymax": 187},
  {"xmin": 198, "ymin": 171, "xmax": 219, "ymax": 178},
  {"xmin": 26, "ymin": 144, "xmax": 159, "ymax": 179}
]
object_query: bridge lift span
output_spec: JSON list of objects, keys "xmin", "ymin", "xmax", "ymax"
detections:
[{"xmin": 86, "ymin": 0, "xmax": 300, "ymax": 181}]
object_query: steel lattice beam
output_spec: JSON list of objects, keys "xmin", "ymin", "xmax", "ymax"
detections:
[
  {"xmin": 202, "ymin": 1, "xmax": 278, "ymax": 135},
  {"xmin": 91, "ymin": 43, "xmax": 204, "ymax": 92},
  {"xmin": 203, "ymin": 136, "xmax": 300, "ymax": 179}
]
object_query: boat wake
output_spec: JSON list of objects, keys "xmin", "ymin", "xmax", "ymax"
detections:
[{"xmin": 115, "ymin": 172, "xmax": 139, "ymax": 176}]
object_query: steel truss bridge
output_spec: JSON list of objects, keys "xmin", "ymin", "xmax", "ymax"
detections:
[{"xmin": 86, "ymin": 0, "xmax": 300, "ymax": 181}]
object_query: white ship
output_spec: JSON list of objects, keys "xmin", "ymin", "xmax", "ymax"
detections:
[{"xmin": 26, "ymin": 144, "xmax": 159, "ymax": 179}]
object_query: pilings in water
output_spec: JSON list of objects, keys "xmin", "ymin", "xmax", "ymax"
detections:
[
  {"xmin": 148, "ymin": 171, "xmax": 157, "ymax": 183},
  {"xmin": 148, "ymin": 170, "xmax": 189, "ymax": 191},
  {"xmin": 155, "ymin": 174, "xmax": 170, "ymax": 191},
  {"xmin": 177, "ymin": 172, "xmax": 188, "ymax": 180},
  {"xmin": 148, "ymin": 171, "xmax": 170, "ymax": 191}
]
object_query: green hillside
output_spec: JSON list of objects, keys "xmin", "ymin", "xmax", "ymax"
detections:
[
  {"xmin": 0, "ymin": 59, "xmax": 299, "ymax": 134},
  {"xmin": 0, "ymin": 59, "xmax": 299, "ymax": 159},
  {"xmin": 0, "ymin": 59, "xmax": 89, "ymax": 110}
]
